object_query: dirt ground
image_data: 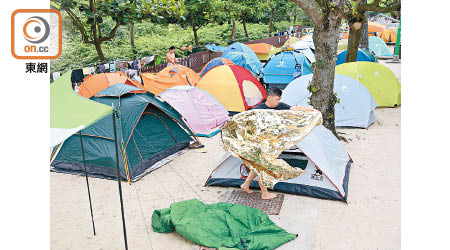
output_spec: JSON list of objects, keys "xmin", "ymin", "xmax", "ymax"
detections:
[{"xmin": 50, "ymin": 62, "xmax": 401, "ymax": 250}]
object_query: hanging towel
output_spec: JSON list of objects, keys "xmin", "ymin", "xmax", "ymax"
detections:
[
  {"xmin": 71, "ymin": 69, "xmax": 84, "ymax": 84},
  {"xmin": 82, "ymin": 67, "xmax": 90, "ymax": 75},
  {"xmin": 132, "ymin": 60, "xmax": 139, "ymax": 70},
  {"xmin": 126, "ymin": 69, "xmax": 138, "ymax": 79},
  {"xmin": 109, "ymin": 63, "xmax": 116, "ymax": 72},
  {"xmin": 99, "ymin": 64, "xmax": 106, "ymax": 73},
  {"xmin": 89, "ymin": 67, "xmax": 95, "ymax": 74}
]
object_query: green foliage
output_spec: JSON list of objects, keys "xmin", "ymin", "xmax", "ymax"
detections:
[
  {"xmin": 307, "ymin": 80, "xmax": 319, "ymax": 94},
  {"xmin": 334, "ymin": 92, "xmax": 340, "ymax": 104},
  {"xmin": 51, "ymin": 19, "xmax": 294, "ymax": 72},
  {"xmin": 50, "ymin": 0, "xmax": 306, "ymax": 72},
  {"xmin": 53, "ymin": 0, "xmax": 184, "ymax": 62},
  {"xmin": 230, "ymin": 0, "xmax": 266, "ymax": 23},
  {"xmin": 182, "ymin": 0, "xmax": 214, "ymax": 29}
]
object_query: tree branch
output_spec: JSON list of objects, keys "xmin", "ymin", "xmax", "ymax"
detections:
[
  {"xmin": 357, "ymin": 0, "xmax": 400, "ymax": 13},
  {"xmin": 90, "ymin": 0, "xmax": 102, "ymax": 39},
  {"xmin": 63, "ymin": 7, "xmax": 92, "ymax": 43},
  {"xmin": 98, "ymin": 22, "xmax": 120, "ymax": 43},
  {"xmin": 367, "ymin": 3, "xmax": 400, "ymax": 13},
  {"xmin": 289, "ymin": 0, "xmax": 324, "ymax": 28}
]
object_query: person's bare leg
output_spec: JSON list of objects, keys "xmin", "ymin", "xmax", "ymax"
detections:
[
  {"xmin": 240, "ymin": 171, "xmax": 256, "ymax": 194},
  {"xmin": 259, "ymin": 177, "xmax": 277, "ymax": 200}
]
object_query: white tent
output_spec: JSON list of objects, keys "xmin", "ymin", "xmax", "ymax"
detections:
[
  {"xmin": 295, "ymin": 48, "xmax": 315, "ymax": 63},
  {"xmin": 292, "ymin": 35, "xmax": 315, "ymax": 50},
  {"xmin": 292, "ymin": 35, "xmax": 316, "ymax": 63},
  {"xmin": 205, "ymin": 125, "xmax": 352, "ymax": 202},
  {"xmin": 281, "ymin": 74, "xmax": 377, "ymax": 128}
]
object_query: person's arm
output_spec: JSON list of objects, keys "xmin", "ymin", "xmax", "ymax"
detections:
[{"xmin": 290, "ymin": 106, "xmax": 317, "ymax": 112}]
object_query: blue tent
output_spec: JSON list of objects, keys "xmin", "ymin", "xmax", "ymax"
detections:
[
  {"xmin": 221, "ymin": 42, "xmax": 263, "ymax": 76},
  {"xmin": 199, "ymin": 57, "xmax": 233, "ymax": 78},
  {"xmin": 368, "ymin": 36, "xmax": 394, "ymax": 57},
  {"xmin": 281, "ymin": 74, "xmax": 377, "ymax": 128},
  {"xmin": 261, "ymin": 50, "xmax": 313, "ymax": 89},
  {"xmin": 336, "ymin": 48, "xmax": 377, "ymax": 65}
]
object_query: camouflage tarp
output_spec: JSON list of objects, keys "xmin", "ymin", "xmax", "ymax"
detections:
[{"xmin": 221, "ymin": 109, "xmax": 323, "ymax": 188}]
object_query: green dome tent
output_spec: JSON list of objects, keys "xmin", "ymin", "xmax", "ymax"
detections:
[
  {"xmin": 51, "ymin": 85, "xmax": 193, "ymax": 182},
  {"xmin": 336, "ymin": 62, "xmax": 401, "ymax": 107},
  {"xmin": 50, "ymin": 72, "xmax": 113, "ymax": 148}
]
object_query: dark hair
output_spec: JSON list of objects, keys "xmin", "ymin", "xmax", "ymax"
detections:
[
  {"xmin": 169, "ymin": 46, "xmax": 176, "ymax": 50},
  {"xmin": 268, "ymin": 87, "xmax": 282, "ymax": 97}
]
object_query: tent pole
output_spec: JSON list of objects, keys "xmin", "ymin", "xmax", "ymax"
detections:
[
  {"xmin": 79, "ymin": 131, "xmax": 96, "ymax": 236},
  {"xmin": 112, "ymin": 110, "xmax": 129, "ymax": 250}
]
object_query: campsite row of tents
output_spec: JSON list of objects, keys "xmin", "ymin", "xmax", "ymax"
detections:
[
  {"xmin": 50, "ymin": 68, "xmax": 354, "ymax": 202},
  {"xmin": 200, "ymin": 39, "xmax": 400, "ymax": 116},
  {"xmin": 342, "ymin": 21, "xmax": 398, "ymax": 43},
  {"xmin": 50, "ymin": 29, "xmax": 400, "ymax": 201}
]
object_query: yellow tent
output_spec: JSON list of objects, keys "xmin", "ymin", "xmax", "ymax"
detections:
[
  {"xmin": 195, "ymin": 64, "xmax": 267, "ymax": 113},
  {"xmin": 378, "ymin": 29, "xmax": 397, "ymax": 43},
  {"xmin": 336, "ymin": 61, "xmax": 401, "ymax": 107},
  {"xmin": 247, "ymin": 43, "xmax": 281, "ymax": 61}
]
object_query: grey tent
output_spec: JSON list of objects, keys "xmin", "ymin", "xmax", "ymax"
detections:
[
  {"xmin": 206, "ymin": 125, "xmax": 352, "ymax": 202},
  {"xmin": 281, "ymin": 74, "xmax": 377, "ymax": 128}
]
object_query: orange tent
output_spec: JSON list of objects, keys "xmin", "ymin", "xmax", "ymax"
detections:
[
  {"xmin": 247, "ymin": 43, "xmax": 272, "ymax": 54},
  {"xmin": 367, "ymin": 22, "xmax": 386, "ymax": 32},
  {"xmin": 142, "ymin": 65, "xmax": 200, "ymax": 96},
  {"xmin": 341, "ymin": 22, "xmax": 387, "ymax": 39},
  {"xmin": 378, "ymin": 29, "xmax": 397, "ymax": 43},
  {"xmin": 78, "ymin": 72, "xmax": 146, "ymax": 98}
]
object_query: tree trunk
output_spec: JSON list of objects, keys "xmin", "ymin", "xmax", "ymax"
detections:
[
  {"xmin": 243, "ymin": 19, "xmax": 249, "ymax": 38},
  {"xmin": 193, "ymin": 27, "xmax": 199, "ymax": 46},
  {"xmin": 293, "ymin": 9, "xmax": 297, "ymax": 24},
  {"xmin": 94, "ymin": 41, "xmax": 105, "ymax": 63},
  {"xmin": 359, "ymin": 18, "xmax": 369, "ymax": 48},
  {"xmin": 359, "ymin": 1, "xmax": 369, "ymax": 49},
  {"xmin": 345, "ymin": 20, "xmax": 362, "ymax": 63},
  {"xmin": 269, "ymin": 7, "xmax": 275, "ymax": 37},
  {"xmin": 310, "ymin": 24, "xmax": 341, "ymax": 136},
  {"xmin": 130, "ymin": 22, "xmax": 136, "ymax": 54},
  {"xmin": 230, "ymin": 20, "xmax": 236, "ymax": 40}
]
